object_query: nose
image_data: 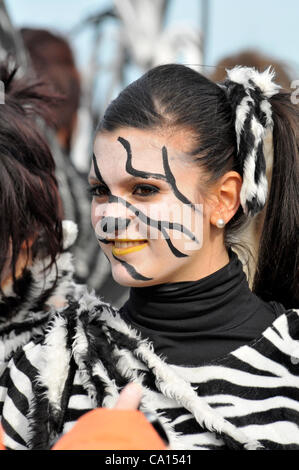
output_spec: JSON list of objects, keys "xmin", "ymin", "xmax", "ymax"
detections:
[{"xmin": 100, "ymin": 216, "xmax": 131, "ymax": 234}]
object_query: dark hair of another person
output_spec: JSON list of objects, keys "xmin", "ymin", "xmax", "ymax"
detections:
[
  {"xmin": 210, "ymin": 49, "xmax": 292, "ymax": 90},
  {"xmin": 98, "ymin": 63, "xmax": 299, "ymax": 308},
  {"xmin": 0, "ymin": 65, "xmax": 63, "ymax": 289},
  {"xmin": 20, "ymin": 28, "xmax": 81, "ymax": 153}
]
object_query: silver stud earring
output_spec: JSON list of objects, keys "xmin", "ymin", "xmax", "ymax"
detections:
[{"xmin": 216, "ymin": 218, "xmax": 225, "ymax": 228}]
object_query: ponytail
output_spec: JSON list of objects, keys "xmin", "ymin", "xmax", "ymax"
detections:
[
  {"xmin": 219, "ymin": 67, "xmax": 298, "ymax": 308},
  {"xmin": 253, "ymin": 91, "xmax": 299, "ymax": 308}
]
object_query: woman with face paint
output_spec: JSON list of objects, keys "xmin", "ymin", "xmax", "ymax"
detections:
[
  {"xmin": 1, "ymin": 64, "xmax": 299, "ymax": 450},
  {"xmin": 0, "ymin": 64, "xmax": 166, "ymax": 451}
]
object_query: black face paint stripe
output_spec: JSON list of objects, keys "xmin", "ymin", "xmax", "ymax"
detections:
[
  {"xmin": 117, "ymin": 137, "xmax": 201, "ymax": 215},
  {"xmin": 100, "ymin": 225, "xmax": 187, "ymax": 261},
  {"xmin": 93, "ymin": 152, "xmax": 191, "ymax": 274},
  {"xmin": 167, "ymin": 223, "xmax": 197, "ymax": 242},
  {"xmin": 97, "ymin": 237, "xmax": 111, "ymax": 244},
  {"xmin": 118, "ymin": 136, "xmax": 167, "ymax": 182},
  {"xmin": 93, "ymin": 145, "xmax": 199, "ymax": 244},
  {"xmin": 93, "ymin": 138, "xmax": 202, "ymax": 283},
  {"xmin": 112, "ymin": 254, "xmax": 153, "ymax": 281},
  {"xmin": 162, "ymin": 147, "xmax": 201, "ymax": 214},
  {"xmin": 161, "ymin": 228, "xmax": 189, "ymax": 258}
]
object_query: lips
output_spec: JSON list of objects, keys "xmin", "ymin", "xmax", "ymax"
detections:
[
  {"xmin": 113, "ymin": 240, "xmax": 147, "ymax": 249},
  {"xmin": 104, "ymin": 239, "xmax": 149, "ymax": 256}
]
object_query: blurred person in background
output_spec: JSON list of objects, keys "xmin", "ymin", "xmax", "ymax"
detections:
[
  {"xmin": 210, "ymin": 49, "xmax": 293, "ymax": 90},
  {"xmin": 1, "ymin": 63, "xmax": 298, "ymax": 450},
  {"xmin": 20, "ymin": 27, "xmax": 130, "ymax": 308},
  {"xmin": 20, "ymin": 28, "xmax": 81, "ymax": 155}
]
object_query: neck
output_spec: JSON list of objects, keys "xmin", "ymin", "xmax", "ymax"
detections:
[
  {"xmin": 166, "ymin": 244, "xmax": 230, "ymax": 284},
  {"xmin": 120, "ymin": 248, "xmax": 276, "ymax": 365}
]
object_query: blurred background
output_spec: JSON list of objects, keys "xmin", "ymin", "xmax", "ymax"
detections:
[{"xmin": 0, "ymin": 0, "xmax": 298, "ymax": 306}]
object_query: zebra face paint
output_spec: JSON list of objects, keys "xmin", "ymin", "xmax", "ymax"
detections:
[{"xmin": 89, "ymin": 128, "xmax": 207, "ymax": 287}]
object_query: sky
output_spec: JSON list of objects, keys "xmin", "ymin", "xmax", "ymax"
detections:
[
  {"xmin": 5, "ymin": 0, "xmax": 298, "ymax": 172},
  {"xmin": 5, "ymin": 0, "xmax": 298, "ymax": 76},
  {"xmin": 208, "ymin": 0, "xmax": 298, "ymax": 74}
]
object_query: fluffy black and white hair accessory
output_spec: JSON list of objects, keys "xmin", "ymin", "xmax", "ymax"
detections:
[
  {"xmin": 220, "ymin": 66, "xmax": 280, "ymax": 217},
  {"xmin": 62, "ymin": 220, "xmax": 78, "ymax": 250}
]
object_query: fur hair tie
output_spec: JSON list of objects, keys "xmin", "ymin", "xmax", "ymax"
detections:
[
  {"xmin": 219, "ymin": 66, "xmax": 280, "ymax": 217},
  {"xmin": 62, "ymin": 219, "xmax": 78, "ymax": 249}
]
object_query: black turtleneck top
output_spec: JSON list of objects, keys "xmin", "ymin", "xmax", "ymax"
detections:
[{"xmin": 119, "ymin": 249, "xmax": 285, "ymax": 366}]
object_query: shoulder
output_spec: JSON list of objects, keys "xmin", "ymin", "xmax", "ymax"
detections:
[
  {"xmin": 264, "ymin": 307, "xmax": 299, "ymax": 340},
  {"xmin": 0, "ymin": 290, "xmax": 118, "ymax": 450},
  {"xmin": 1, "ymin": 289, "xmax": 118, "ymax": 398},
  {"xmin": 262, "ymin": 307, "xmax": 299, "ymax": 358}
]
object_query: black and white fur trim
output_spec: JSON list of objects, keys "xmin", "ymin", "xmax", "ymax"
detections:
[
  {"xmin": 27, "ymin": 292, "xmax": 262, "ymax": 450},
  {"xmin": 62, "ymin": 220, "xmax": 78, "ymax": 251},
  {"xmin": 0, "ymin": 220, "xmax": 79, "ymax": 368},
  {"xmin": 221, "ymin": 66, "xmax": 280, "ymax": 217},
  {"xmin": 2, "ymin": 288, "xmax": 299, "ymax": 450}
]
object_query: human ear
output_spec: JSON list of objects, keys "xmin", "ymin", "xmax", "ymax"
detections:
[{"xmin": 210, "ymin": 171, "xmax": 242, "ymax": 227}]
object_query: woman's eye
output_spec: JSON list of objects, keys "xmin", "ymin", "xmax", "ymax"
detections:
[
  {"xmin": 87, "ymin": 185, "xmax": 109, "ymax": 197},
  {"xmin": 133, "ymin": 184, "xmax": 159, "ymax": 197}
]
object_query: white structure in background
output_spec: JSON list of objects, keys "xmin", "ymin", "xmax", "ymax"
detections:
[
  {"xmin": 71, "ymin": 105, "xmax": 94, "ymax": 173},
  {"xmin": 114, "ymin": 0, "xmax": 202, "ymax": 69},
  {"xmin": 71, "ymin": 0, "xmax": 202, "ymax": 173}
]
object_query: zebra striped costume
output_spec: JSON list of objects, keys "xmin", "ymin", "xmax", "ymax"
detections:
[
  {"xmin": 0, "ymin": 220, "xmax": 80, "ymax": 378},
  {"xmin": 1, "ymin": 288, "xmax": 298, "ymax": 450}
]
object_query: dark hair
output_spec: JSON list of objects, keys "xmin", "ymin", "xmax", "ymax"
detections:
[
  {"xmin": 98, "ymin": 63, "xmax": 299, "ymax": 308},
  {"xmin": 20, "ymin": 28, "xmax": 81, "ymax": 153},
  {"xmin": 0, "ymin": 64, "xmax": 63, "ymax": 287},
  {"xmin": 210, "ymin": 49, "xmax": 292, "ymax": 90}
]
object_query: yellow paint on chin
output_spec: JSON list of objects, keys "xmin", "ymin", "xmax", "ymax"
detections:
[{"xmin": 112, "ymin": 242, "xmax": 148, "ymax": 256}]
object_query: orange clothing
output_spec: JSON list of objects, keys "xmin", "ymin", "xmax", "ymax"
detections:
[
  {"xmin": 0, "ymin": 410, "xmax": 166, "ymax": 451},
  {"xmin": 52, "ymin": 409, "xmax": 166, "ymax": 450}
]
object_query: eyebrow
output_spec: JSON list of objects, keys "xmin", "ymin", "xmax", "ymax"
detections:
[
  {"xmin": 118, "ymin": 136, "xmax": 167, "ymax": 182},
  {"xmin": 90, "ymin": 153, "xmax": 166, "ymax": 186},
  {"xmin": 89, "ymin": 174, "xmax": 161, "ymax": 186}
]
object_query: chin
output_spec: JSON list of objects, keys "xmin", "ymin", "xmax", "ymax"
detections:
[
  {"xmin": 110, "ymin": 265, "xmax": 136, "ymax": 287},
  {"xmin": 111, "ymin": 275, "xmax": 148, "ymax": 288},
  {"xmin": 110, "ymin": 266, "xmax": 156, "ymax": 288}
]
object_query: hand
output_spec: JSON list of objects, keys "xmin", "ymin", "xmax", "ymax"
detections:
[
  {"xmin": 114, "ymin": 383, "xmax": 143, "ymax": 410},
  {"xmin": 114, "ymin": 383, "xmax": 170, "ymax": 448},
  {"xmin": 52, "ymin": 382, "xmax": 169, "ymax": 450}
]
